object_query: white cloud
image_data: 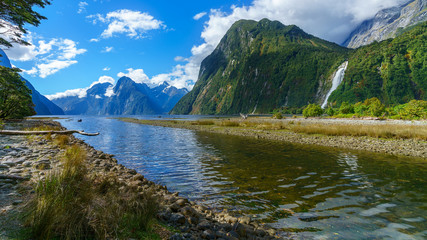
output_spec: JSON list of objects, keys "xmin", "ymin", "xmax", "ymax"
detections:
[
  {"xmin": 88, "ymin": 9, "xmax": 165, "ymax": 39},
  {"xmin": 89, "ymin": 38, "xmax": 99, "ymax": 42},
  {"xmin": 38, "ymin": 60, "xmax": 77, "ymax": 78},
  {"xmin": 4, "ymin": 37, "xmax": 86, "ymax": 78},
  {"xmin": 46, "ymin": 87, "xmax": 88, "ymax": 100},
  {"xmin": 47, "ymin": 75, "xmax": 115, "ymax": 100},
  {"xmin": 103, "ymin": 67, "xmax": 110, "ymax": 71},
  {"xmin": 193, "ymin": 12, "xmax": 207, "ymax": 20},
  {"xmin": 147, "ymin": 0, "xmax": 406, "ymax": 91},
  {"xmin": 89, "ymin": 75, "xmax": 115, "ymax": 88},
  {"xmin": 102, "ymin": 46, "xmax": 113, "ymax": 52},
  {"xmin": 117, "ymin": 68, "xmax": 150, "ymax": 84},
  {"xmin": 104, "ymin": 85, "xmax": 115, "ymax": 97},
  {"xmin": 174, "ymin": 56, "xmax": 189, "ymax": 62},
  {"xmin": 78, "ymin": 2, "xmax": 88, "ymax": 14}
]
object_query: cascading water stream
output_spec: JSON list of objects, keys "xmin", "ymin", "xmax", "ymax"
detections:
[{"xmin": 321, "ymin": 61, "xmax": 348, "ymax": 108}]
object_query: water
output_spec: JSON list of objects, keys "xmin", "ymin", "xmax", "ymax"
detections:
[
  {"xmin": 321, "ymin": 61, "xmax": 348, "ymax": 109},
  {"xmin": 54, "ymin": 116, "xmax": 426, "ymax": 239}
]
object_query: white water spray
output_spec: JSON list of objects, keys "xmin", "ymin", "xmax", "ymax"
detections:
[{"xmin": 321, "ymin": 61, "xmax": 348, "ymax": 109}]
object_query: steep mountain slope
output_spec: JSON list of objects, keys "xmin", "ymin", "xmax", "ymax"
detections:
[
  {"xmin": 171, "ymin": 19, "xmax": 348, "ymax": 115},
  {"xmin": 329, "ymin": 21, "xmax": 427, "ymax": 105},
  {"xmin": 0, "ymin": 49, "xmax": 64, "ymax": 115},
  {"xmin": 343, "ymin": 0, "xmax": 427, "ymax": 48},
  {"xmin": 51, "ymin": 78, "xmax": 187, "ymax": 115}
]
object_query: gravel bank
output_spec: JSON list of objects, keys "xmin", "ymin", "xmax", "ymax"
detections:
[{"xmin": 0, "ymin": 120, "xmax": 280, "ymax": 240}]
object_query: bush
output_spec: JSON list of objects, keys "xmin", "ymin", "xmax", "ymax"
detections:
[
  {"xmin": 272, "ymin": 112, "xmax": 283, "ymax": 119},
  {"xmin": 339, "ymin": 102, "xmax": 354, "ymax": 114},
  {"xmin": 303, "ymin": 104, "xmax": 323, "ymax": 117},
  {"xmin": 397, "ymin": 100, "xmax": 427, "ymax": 119},
  {"xmin": 325, "ymin": 107, "xmax": 335, "ymax": 116}
]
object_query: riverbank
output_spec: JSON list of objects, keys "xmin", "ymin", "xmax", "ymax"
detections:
[
  {"xmin": 0, "ymin": 120, "xmax": 279, "ymax": 239},
  {"xmin": 118, "ymin": 117, "xmax": 427, "ymax": 159}
]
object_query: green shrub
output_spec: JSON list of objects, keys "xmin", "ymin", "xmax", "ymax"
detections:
[
  {"xmin": 339, "ymin": 102, "xmax": 354, "ymax": 114},
  {"xmin": 397, "ymin": 100, "xmax": 427, "ymax": 119},
  {"xmin": 325, "ymin": 107, "xmax": 335, "ymax": 116},
  {"xmin": 303, "ymin": 104, "xmax": 323, "ymax": 117},
  {"xmin": 273, "ymin": 112, "xmax": 283, "ymax": 119}
]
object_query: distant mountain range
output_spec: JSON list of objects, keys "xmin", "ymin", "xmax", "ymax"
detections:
[
  {"xmin": 343, "ymin": 0, "xmax": 426, "ymax": 48},
  {"xmin": 51, "ymin": 77, "xmax": 188, "ymax": 115},
  {"xmin": 0, "ymin": 49, "xmax": 64, "ymax": 115}
]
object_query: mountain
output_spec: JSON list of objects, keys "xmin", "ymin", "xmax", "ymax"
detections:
[
  {"xmin": 171, "ymin": 19, "xmax": 349, "ymax": 115},
  {"xmin": 51, "ymin": 77, "xmax": 188, "ymax": 115},
  {"xmin": 329, "ymin": 21, "xmax": 427, "ymax": 105},
  {"xmin": 0, "ymin": 49, "xmax": 64, "ymax": 115},
  {"xmin": 343, "ymin": 0, "xmax": 427, "ymax": 48}
]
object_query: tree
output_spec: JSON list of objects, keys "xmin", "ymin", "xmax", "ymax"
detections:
[
  {"xmin": 0, "ymin": 0, "xmax": 51, "ymax": 48},
  {"xmin": 0, "ymin": 66, "xmax": 35, "ymax": 118},
  {"xmin": 303, "ymin": 104, "xmax": 323, "ymax": 117}
]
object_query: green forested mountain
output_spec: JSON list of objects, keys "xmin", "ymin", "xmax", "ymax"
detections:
[
  {"xmin": 171, "ymin": 19, "xmax": 427, "ymax": 115},
  {"xmin": 171, "ymin": 19, "xmax": 348, "ymax": 115},
  {"xmin": 329, "ymin": 21, "xmax": 427, "ymax": 106}
]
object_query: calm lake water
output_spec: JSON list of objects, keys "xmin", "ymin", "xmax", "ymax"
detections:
[{"xmin": 54, "ymin": 116, "xmax": 426, "ymax": 239}]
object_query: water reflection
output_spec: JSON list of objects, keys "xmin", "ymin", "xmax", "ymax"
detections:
[{"xmin": 55, "ymin": 116, "xmax": 427, "ymax": 239}]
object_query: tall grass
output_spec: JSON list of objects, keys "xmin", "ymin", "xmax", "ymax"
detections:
[
  {"xmin": 290, "ymin": 123, "xmax": 427, "ymax": 140},
  {"xmin": 25, "ymin": 144, "xmax": 159, "ymax": 239}
]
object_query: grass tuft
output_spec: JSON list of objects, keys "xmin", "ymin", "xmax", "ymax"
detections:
[{"xmin": 25, "ymin": 144, "xmax": 159, "ymax": 239}]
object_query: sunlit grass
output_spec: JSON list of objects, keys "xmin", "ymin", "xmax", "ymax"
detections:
[{"xmin": 25, "ymin": 144, "xmax": 159, "ymax": 239}]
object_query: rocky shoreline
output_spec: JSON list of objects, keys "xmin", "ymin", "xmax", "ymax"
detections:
[
  {"xmin": 119, "ymin": 117, "xmax": 427, "ymax": 159},
  {"xmin": 0, "ymin": 120, "xmax": 280, "ymax": 240}
]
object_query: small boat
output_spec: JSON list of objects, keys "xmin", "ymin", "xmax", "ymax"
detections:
[{"xmin": 77, "ymin": 119, "xmax": 82, "ymax": 122}]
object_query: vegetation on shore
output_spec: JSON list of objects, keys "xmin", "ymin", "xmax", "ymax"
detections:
[
  {"xmin": 20, "ymin": 132, "xmax": 161, "ymax": 239},
  {"xmin": 118, "ymin": 117, "xmax": 427, "ymax": 141},
  {"xmin": 0, "ymin": 66, "xmax": 35, "ymax": 119}
]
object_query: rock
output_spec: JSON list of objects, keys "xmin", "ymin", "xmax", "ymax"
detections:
[
  {"xmin": 225, "ymin": 215, "xmax": 238, "ymax": 224},
  {"xmin": 266, "ymin": 228, "xmax": 276, "ymax": 236},
  {"xmin": 197, "ymin": 220, "xmax": 212, "ymax": 230},
  {"xmin": 169, "ymin": 233, "xmax": 184, "ymax": 240},
  {"xmin": 239, "ymin": 216, "xmax": 251, "ymax": 225},
  {"xmin": 227, "ymin": 230, "xmax": 239, "ymax": 239},
  {"xmin": 0, "ymin": 164, "xmax": 9, "ymax": 169},
  {"xmin": 202, "ymin": 229, "xmax": 215, "ymax": 239},
  {"xmin": 176, "ymin": 198, "xmax": 188, "ymax": 207},
  {"xmin": 170, "ymin": 213, "xmax": 186, "ymax": 225}
]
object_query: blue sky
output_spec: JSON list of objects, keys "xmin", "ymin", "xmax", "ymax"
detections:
[{"xmin": 3, "ymin": 0, "xmax": 406, "ymax": 99}]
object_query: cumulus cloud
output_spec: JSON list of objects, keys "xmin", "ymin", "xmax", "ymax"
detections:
[
  {"xmin": 88, "ymin": 9, "xmax": 165, "ymax": 39},
  {"xmin": 103, "ymin": 67, "xmax": 110, "ymax": 71},
  {"xmin": 150, "ymin": 0, "xmax": 406, "ymax": 90},
  {"xmin": 89, "ymin": 75, "xmax": 115, "ymax": 87},
  {"xmin": 4, "ymin": 37, "xmax": 86, "ymax": 78},
  {"xmin": 46, "ymin": 87, "xmax": 88, "ymax": 100},
  {"xmin": 193, "ymin": 12, "xmax": 207, "ymax": 20},
  {"xmin": 46, "ymin": 75, "xmax": 115, "ymax": 100},
  {"xmin": 78, "ymin": 2, "xmax": 88, "ymax": 14},
  {"xmin": 38, "ymin": 60, "xmax": 78, "ymax": 78},
  {"xmin": 117, "ymin": 68, "xmax": 150, "ymax": 84}
]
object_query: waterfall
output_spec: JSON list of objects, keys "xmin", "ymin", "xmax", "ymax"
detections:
[{"xmin": 321, "ymin": 61, "xmax": 348, "ymax": 109}]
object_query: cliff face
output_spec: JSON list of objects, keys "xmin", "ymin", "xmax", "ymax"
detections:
[
  {"xmin": 343, "ymin": 0, "xmax": 427, "ymax": 48},
  {"xmin": 171, "ymin": 19, "xmax": 348, "ymax": 115}
]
